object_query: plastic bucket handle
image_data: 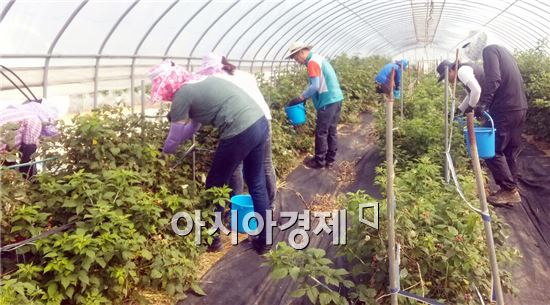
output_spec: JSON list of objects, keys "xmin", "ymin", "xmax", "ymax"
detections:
[{"xmin": 482, "ymin": 111, "xmax": 495, "ymax": 134}]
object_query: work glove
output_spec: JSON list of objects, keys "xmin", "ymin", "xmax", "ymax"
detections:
[
  {"xmin": 393, "ymin": 89, "xmax": 401, "ymax": 99},
  {"xmin": 463, "ymin": 105, "xmax": 474, "ymax": 114},
  {"xmin": 287, "ymin": 97, "xmax": 304, "ymax": 107},
  {"xmin": 474, "ymin": 106, "xmax": 485, "ymax": 119}
]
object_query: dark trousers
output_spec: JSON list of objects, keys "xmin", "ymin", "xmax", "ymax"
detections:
[
  {"xmin": 375, "ymin": 82, "xmax": 391, "ymax": 94},
  {"xmin": 206, "ymin": 117, "xmax": 269, "ymax": 242},
  {"xmin": 229, "ymin": 124, "xmax": 277, "ymax": 208},
  {"xmin": 4, "ymin": 144, "xmax": 38, "ymax": 179},
  {"xmin": 485, "ymin": 110, "xmax": 526, "ymax": 191},
  {"xmin": 314, "ymin": 101, "xmax": 342, "ymax": 165}
]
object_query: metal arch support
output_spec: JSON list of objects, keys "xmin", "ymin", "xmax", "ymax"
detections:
[
  {"xmin": 273, "ymin": 2, "xmax": 378, "ymax": 69},
  {"xmin": 436, "ymin": 11, "xmax": 535, "ymax": 51},
  {"xmin": 330, "ymin": 19, "xmax": 428, "ymax": 57},
  {"xmin": 329, "ymin": 30, "xmax": 391, "ymax": 59},
  {"xmin": 267, "ymin": 0, "xmax": 366, "ymax": 68},
  {"xmin": 321, "ymin": 20, "xmax": 389, "ymax": 59},
  {"xmin": 277, "ymin": 3, "xmax": 414, "ymax": 63},
  {"xmin": 316, "ymin": 7, "xmax": 414, "ymax": 59},
  {"xmin": 263, "ymin": 0, "xmax": 363, "ymax": 71},
  {"xmin": 93, "ymin": 0, "xmax": 139, "ymax": 108},
  {"xmin": 334, "ymin": 0, "xmax": 397, "ymax": 50},
  {"xmin": 130, "ymin": 0, "xmax": 178, "ymax": 112},
  {"xmin": 252, "ymin": 2, "xmax": 331, "ymax": 70},
  {"xmin": 306, "ymin": 3, "xmax": 387, "ymax": 54},
  {"xmin": 164, "ymin": 0, "xmax": 213, "ymax": 57},
  {"xmin": 439, "ymin": 8, "xmax": 545, "ymax": 51},
  {"xmin": 378, "ymin": 15, "xmax": 530, "ymax": 59},
  {"xmin": 326, "ymin": 2, "xmax": 464, "ymax": 58},
  {"xmin": 513, "ymin": 1, "xmax": 550, "ymax": 36},
  {"xmin": 187, "ymin": 0, "xmax": 240, "ymax": 68},
  {"xmin": 0, "ymin": 0, "xmax": 15, "ymax": 23},
  {"xmin": 314, "ymin": 6, "xmax": 412, "ymax": 59},
  {"xmin": 339, "ymin": 6, "xmax": 533, "ymax": 58},
  {"xmin": 327, "ymin": 0, "xmax": 543, "ymax": 58},
  {"xmin": 43, "ymin": 0, "xmax": 89, "ymax": 98},
  {"xmin": 239, "ymin": 2, "xmax": 309, "ymax": 67},
  {"xmin": 226, "ymin": 1, "xmax": 284, "ymax": 58},
  {"xmin": 254, "ymin": 1, "xmax": 340, "ymax": 70},
  {"xmin": 443, "ymin": 0, "xmax": 547, "ymax": 49},
  {"xmin": 326, "ymin": 18, "xmax": 414, "ymax": 58},
  {"xmin": 211, "ymin": 0, "xmax": 265, "ymax": 53}
]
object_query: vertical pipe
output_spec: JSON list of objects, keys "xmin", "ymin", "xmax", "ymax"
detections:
[
  {"xmin": 407, "ymin": 64, "xmax": 411, "ymax": 90},
  {"xmin": 140, "ymin": 80, "xmax": 145, "ymax": 118},
  {"xmin": 192, "ymin": 135, "xmax": 196, "ymax": 190},
  {"xmin": 399, "ymin": 60, "xmax": 404, "ymax": 119},
  {"xmin": 444, "ymin": 66, "xmax": 450, "ymax": 183},
  {"xmin": 141, "ymin": 80, "xmax": 145, "ymax": 138},
  {"xmin": 93, "ymin": 56, "xmax": 99, "ymax": 108},
  {"xmin": 465, "ymin": 112, "xmax": 505, "ymax": 305},
  {"xmin": 387, "ymin": 68, "xmax": 398, "ymax": 305}
]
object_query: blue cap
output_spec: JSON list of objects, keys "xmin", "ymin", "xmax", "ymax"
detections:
[{"xmin": 396, "ymin": 59, "xmax": 409, "ymax": 69}]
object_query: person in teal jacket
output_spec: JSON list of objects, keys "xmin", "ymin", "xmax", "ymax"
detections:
[{"xmin": 286, "ymin": 41, "xmax": 344, "ymax": 169}]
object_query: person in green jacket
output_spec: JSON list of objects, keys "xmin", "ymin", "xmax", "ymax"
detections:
[{"xmin": 286, "ymin": 41, "xmax": 344, "ymax": 169}]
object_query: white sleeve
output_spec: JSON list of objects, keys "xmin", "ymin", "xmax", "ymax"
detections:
[
  {"xmin": 458, "ymin": 94, "xmax": 470, "ymax": 113},
  {"xmin": 457, "ymin": 66, "xmax": 481, "ymax": 107}
]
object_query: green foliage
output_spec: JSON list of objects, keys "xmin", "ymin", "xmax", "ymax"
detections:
[
  {"xmin": 344, "ymin": 75, "xmax": 518, "ymax": 304},
  {"xmin": 1, "ymin": 167, "xmax": 230, "ymax": 304},
  {"xmin": 3, "ymin": 54, "xmax": 521, "ymax": 305},
  {"xmin": 525, "ymin": 99, "xmax": 550, "ymax": 142},
  {"xmin": 260, "ymin": 55, "xmax": 389, "ymax": 176},
  {"xmin": 41, "ymin": 106, "xmax": 196, "ymax": 194},
  {"xmin": 515, "ymin": 40, "xmax": 550, "ymax": 101},
  {"xmin": 516, "ymin": 41, "xmax": 550, "ymax": 142},
  {"xmin": 1, "ymin": 106, "xmax": 231, "ymax": 304},
  {"xmin": 331, "ymin": 55, "xmax": 388, "ymax": 121},
  {"xmin": 265, "ymin": 242, "xmax": 352, "ymax": 305}
]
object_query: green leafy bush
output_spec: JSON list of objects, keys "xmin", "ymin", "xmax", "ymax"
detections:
[
  {"xmin": 265, "ymin": 243, "xmax": 352, "ymax": 305},
  {"xmin": 525, "ymin": 99, "xmax": 550, "ymax": 141},
  {"xmin": 516, "ymin": 41, "xmax": 550, "ymax": 141},
  {"xmin": 266, "ymin": 75, "xmax": 517, "ymax": 305}
]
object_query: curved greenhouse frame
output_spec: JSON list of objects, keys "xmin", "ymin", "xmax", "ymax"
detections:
[{"xmin": 1, "ymin": 0, "xmax": 549, "ymax": 107}]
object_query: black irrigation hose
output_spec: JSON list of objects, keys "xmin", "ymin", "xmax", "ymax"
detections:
[
  {"xmin": 0, "ymin": 65, "xmax": 38, "ymax": 101},
  {"xmin": 0, "ymin": 222, "xmax": 75, "ymax": 252}
]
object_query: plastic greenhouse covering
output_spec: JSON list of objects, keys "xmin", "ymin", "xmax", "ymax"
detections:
[
  {"xmin": 1, "ymin": 0, "xmax": 549, "ymax": 108},
  {"xmin": 2, "ymin": 2, "xmax": 550, "ymax": 305}
]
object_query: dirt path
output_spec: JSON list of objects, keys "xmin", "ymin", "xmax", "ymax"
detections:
[
  {"xmin": 177, "ymin": 113, "xmax": 380, "ymax": 305},
  {"xmin": 492, "ymin": 141, "xmax": 550, "ymax": 305}
]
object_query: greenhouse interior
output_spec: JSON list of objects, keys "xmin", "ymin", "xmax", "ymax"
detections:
[{"xmin": 1, "ymin": 0, "xmax": 550, "ymax": 304}]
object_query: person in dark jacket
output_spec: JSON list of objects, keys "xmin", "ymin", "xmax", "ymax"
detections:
[{"xmin": 476, "ymin": 45, "xmax": 528, "ymax": 205}]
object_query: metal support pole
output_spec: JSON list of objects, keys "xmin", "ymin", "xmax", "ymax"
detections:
[
  {"xmin": 130, "ymin": 64, "xmax": 135, "ymax": 114},
  {"xmin": 465, "ymin": 112, "xmax": 505, "ymax": 305},
  {"xmin": 399, "ymin": 61, "xmax": 404, "ymax": 119},
  {"xmin": 444, "ymin": 66, "xmax": 450, "ymax": 183},
  {"xmin": 387, "ymin": 68, "xmax": 398, "ymax": 305},
  {"xmin": 140, "ymin": 80, "xmax": 145, "ymax": 118},
  {"xmin": 192, "ymin": 135, "xmax": 196, "ymax": 190},
  {"xmin": 140, "ymin": 80, "xmax": 145, "ymax": 138}
]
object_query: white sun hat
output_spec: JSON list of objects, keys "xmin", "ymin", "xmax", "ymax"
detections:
[{"xmin": 286, "ymin": 41, "xmax": 313, "ymax": 59}]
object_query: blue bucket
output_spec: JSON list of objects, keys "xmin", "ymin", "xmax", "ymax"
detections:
[
  {"xmin": 285, "ymin": 103, "xmax": 306, "ymax": 126},
  {"xmin": 230, "ymin": 194, "xmax": 257, "ymax": 233},
  {"xmin": 463, "ymin": 112, "xmax": 496, "ymax": 159}
]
